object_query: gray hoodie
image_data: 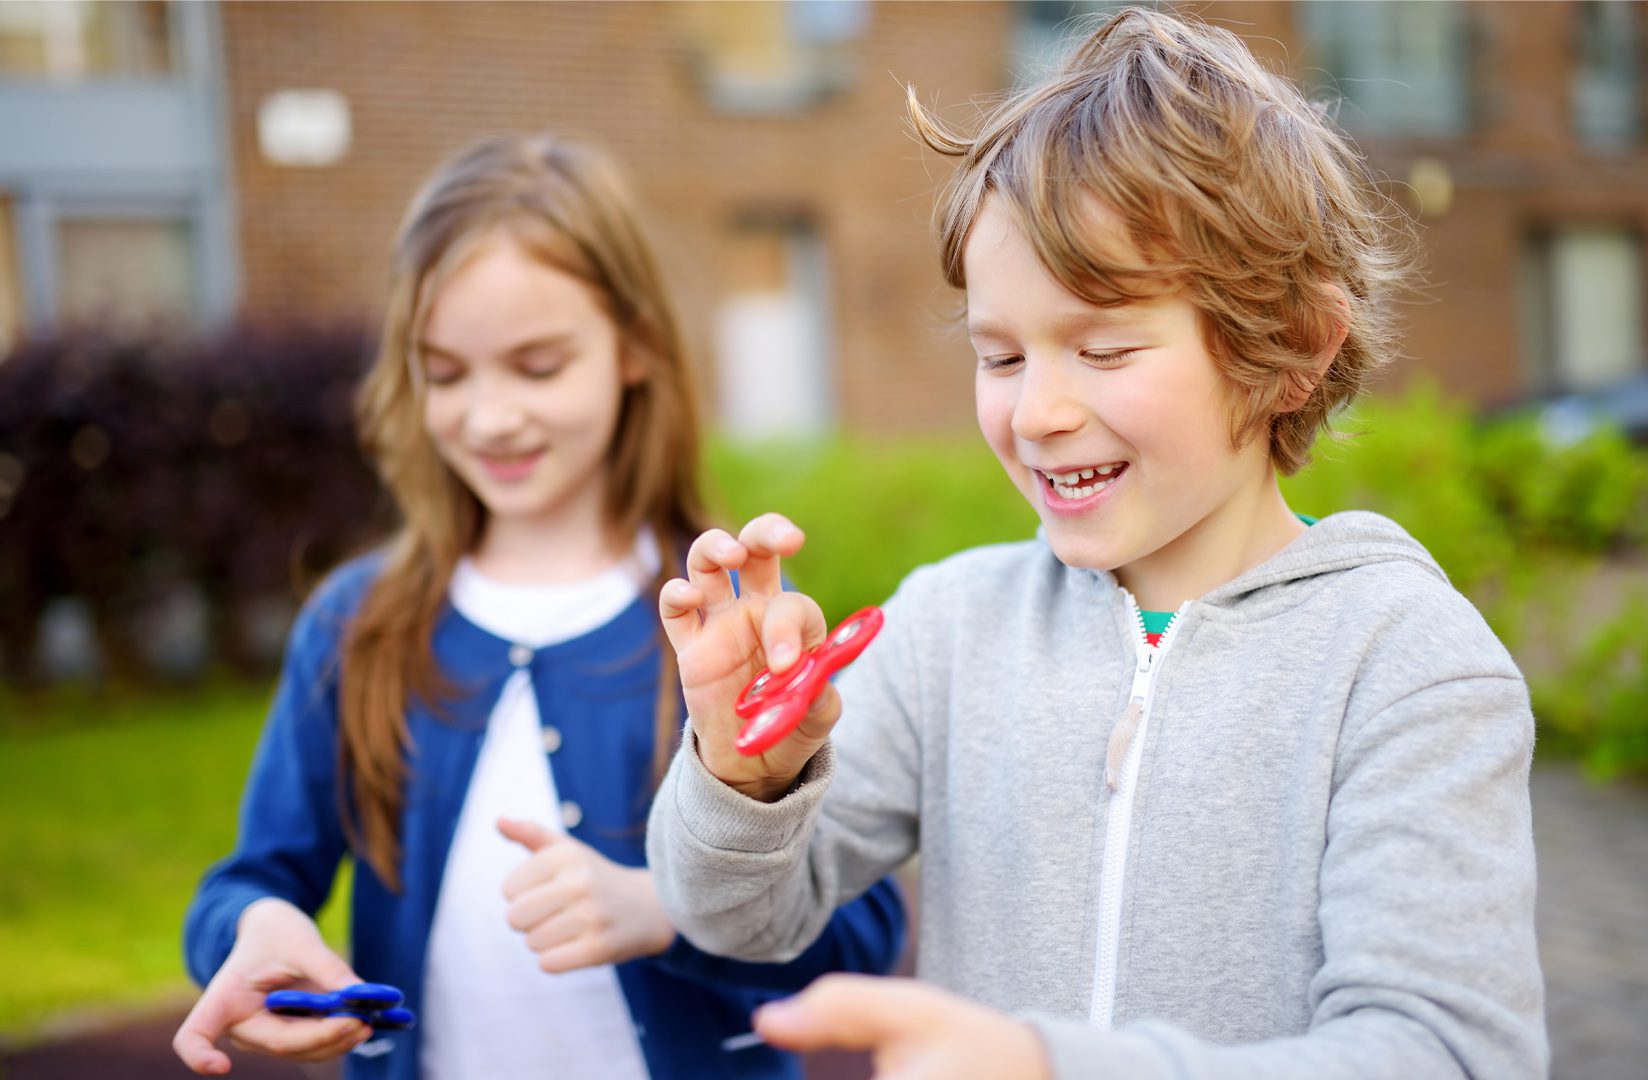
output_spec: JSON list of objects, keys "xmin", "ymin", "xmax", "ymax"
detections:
[{"xmin": 647, "ymin": 511, "xmax": 1547, "ymax": 1078}]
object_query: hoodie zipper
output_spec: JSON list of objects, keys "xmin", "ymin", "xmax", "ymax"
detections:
[{"xmin": 1090, "ymin": 594, "xmax": 1189, "ymax": 1028}]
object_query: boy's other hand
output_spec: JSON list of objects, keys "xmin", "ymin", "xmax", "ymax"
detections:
[
  {"xmin": 659, "ymin": 513, "xmax": 840, "ymax": 800},
  {"xmin": 754, "ymin": 975, "xmax": 1051, "ymax": 1080},
  {"xmin": 172, "ymin": 898, "xmax": 371, "ymax": 1074},
  {"xmin": 499, "ymin": 817, "xmax": 676, "ymax": 970}
]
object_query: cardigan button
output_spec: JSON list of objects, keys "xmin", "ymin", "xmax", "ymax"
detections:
[
  {"xmin": 508, "ymin": 643, "xmax": 532, "ymax": 668},
  {"xmin": 560, "ymin": 800, "xmax": 583, "ymax": 829},
  {"xmin": 541, "ymin": 726, "xmax": 562, "ymax": 753}
]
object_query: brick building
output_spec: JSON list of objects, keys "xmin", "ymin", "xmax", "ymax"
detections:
[{"xmin": 2, "ymin": 0, "xmax": 1645, "ymax": 433}]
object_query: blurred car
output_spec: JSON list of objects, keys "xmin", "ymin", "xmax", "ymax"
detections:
[{"xmin": 1501, "ymin": 373, "xmax": 1648, "ymax": 447}]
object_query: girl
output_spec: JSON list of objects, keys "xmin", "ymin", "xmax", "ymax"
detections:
[{"xmin": 172, "ymin": 133, "xmax": 905, "ymax": 1080}]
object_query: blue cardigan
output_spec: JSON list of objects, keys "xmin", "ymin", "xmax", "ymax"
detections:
[{"xmin": 183, "ymin": 554, "xmax": 906, "ymax": 1080}]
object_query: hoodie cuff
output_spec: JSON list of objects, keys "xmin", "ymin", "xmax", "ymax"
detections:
[{"xmin": 670, "ymin": 720, "xmax": 836, "ymax": 855}]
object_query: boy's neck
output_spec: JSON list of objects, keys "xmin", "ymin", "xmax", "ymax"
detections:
[{"xmin": 1114, "ymin": 473, "xmax": 1305, "ymax": 612}]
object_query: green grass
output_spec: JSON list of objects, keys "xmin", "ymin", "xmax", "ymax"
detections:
[{"xmin": 0, "ymin": 684, "xmax": 350, "ymax": 1041}]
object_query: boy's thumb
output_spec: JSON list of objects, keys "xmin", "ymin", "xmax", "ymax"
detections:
[{"xmin": 497, "ymin": 817, "xmax": 558, "ymax": 853}]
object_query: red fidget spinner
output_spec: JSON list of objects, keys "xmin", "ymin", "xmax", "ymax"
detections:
[{"xmin": 733, "ymin": 606, "xmax": 885, "ymax": 756}]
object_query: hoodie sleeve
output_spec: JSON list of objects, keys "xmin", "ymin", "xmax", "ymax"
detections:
[
  {"xmin": 646, "ymin": 873, "xmax": 907, "ymax": 991},
  {"xmin": 646, "ymin": 569, "xmax": 929, "ymax": 964},
  {"xmin": 1026, "ymin": 669, "xmax": 1547, "ymax": 1079}
]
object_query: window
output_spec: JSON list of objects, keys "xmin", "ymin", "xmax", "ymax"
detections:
[
  {"xmin": 714, "ymin": 217, "xmax": 834, "ymax": 438},
  {"xmin": 677, "ymin": 0, "xmax": 867, "ymax": 114},
  {"xmin": 0, "ymin": 197, "xmax": 20, "ymax": 349},
  {"xmin": 1012, "ymin": 1, "xmax": 1131, "ymax": 87},
  {"xmin": 56, "ymin": 216, "xmax": 196, "ymax": 332},
  {"xmin": 1573, "ymin": 0, "xmax": 1641, "ymax": 146},
  {"xmin": 1520, "ymin": 226, "xmax": 1644, "ymax": 392},
  {"xmin": 1298, "ymin": 1, "xmax": 1472, "ymax": 137},
  {"xmin": 0, "ymin": 0, "xmax": 173, "ymax": 80}
]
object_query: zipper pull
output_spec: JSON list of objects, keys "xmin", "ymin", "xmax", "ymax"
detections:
[
  {"xmin": 1105, "ymin": 699, "xmax": 1141, "ymax": 792},
  {"xmin": 1106, "ymin": 650, "xmax": 1154, "ymax": 792}
]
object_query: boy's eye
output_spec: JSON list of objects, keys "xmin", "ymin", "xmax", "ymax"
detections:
[
  {"xmin": 1079, "ymin": 349, "xmax": 1136, "ymax": 367},
  {"xmin": 980, "ymin": 354, "xmax": 1024, "ymax": 372}
]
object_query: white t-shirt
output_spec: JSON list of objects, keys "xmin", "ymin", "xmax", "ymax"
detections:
[{"xmin": 418, "ymin": 534, "xmax": 659, "ymax": 1080}]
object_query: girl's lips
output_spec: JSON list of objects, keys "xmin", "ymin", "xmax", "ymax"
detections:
[
  {"xmin": 1036, "ymin": 463, "xmax": 1126, "ymax": 516},
  {"xmin": 475, "ymin": 449, "xmax": 544, "ymax": 482}
]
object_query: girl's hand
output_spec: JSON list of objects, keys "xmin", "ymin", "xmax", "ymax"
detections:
[
  {"xmin": 499, "ymin": 818, "xmax": 675, "ymax": 971},
  {"xmin": 172, "ymin": 898, "xmax": 372, "ymax": 1075},
  {"xmin": 658, "ymin": 513, "xmax": 839, "ymax": 800},
  {"xmin": 754, "ymin": 975, "xmax": 1051, "ymax": 1080}
]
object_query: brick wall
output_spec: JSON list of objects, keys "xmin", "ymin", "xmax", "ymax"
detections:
[{"xmin": 221, "ymin": 1, "xmax": 1648, "ymax": 430}]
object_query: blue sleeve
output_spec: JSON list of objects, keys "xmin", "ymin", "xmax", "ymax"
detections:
[
  {"xmin": 181, "ymin": 566, "xmax": 368, "ymax": 986},
  {"xmin": 646, "ymin": 874, "xmax": 907, "ymax": 993}
]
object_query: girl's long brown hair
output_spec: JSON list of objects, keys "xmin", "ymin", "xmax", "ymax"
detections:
[{"xmin": 342, "ymin": 134, "xmax": 709, "ymax": 890}]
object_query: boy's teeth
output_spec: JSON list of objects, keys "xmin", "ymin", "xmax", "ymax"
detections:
[
  {"xmin": 1050, "ymin": 476, "xmax": 1117, "ymax": 499},
  {"xmin": 1044, "ymin": 464, "xmax": 1123, "ymax": 486}
]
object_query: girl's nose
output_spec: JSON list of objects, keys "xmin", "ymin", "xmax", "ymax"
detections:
[
  {"xmin": 1011, "ymin": 355, "xmax": 1085, "ymax": 441},
  {"xmin": 464, "ymin": 378, "xmax": 527, "ymax": 440}
]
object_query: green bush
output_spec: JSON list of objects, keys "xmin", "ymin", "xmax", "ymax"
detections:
[{"xmin": 707, "ymin": 383, "xmax": 1648, "ymax": 777}]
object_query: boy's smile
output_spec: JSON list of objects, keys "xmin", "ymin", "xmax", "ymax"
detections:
[{"xmin": 964, "ymin": 195, "xmax": 1305, "ymax": 609}]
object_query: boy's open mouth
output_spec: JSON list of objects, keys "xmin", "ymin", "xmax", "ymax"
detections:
[{"xmin": 1040, "ymin": 463, "xmax": 1127, "ymax": 500}]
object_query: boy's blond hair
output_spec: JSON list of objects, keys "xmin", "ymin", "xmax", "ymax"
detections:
[{"xmin": 911, "ymin": 7, "xmax": 1414, "ymax": 474}]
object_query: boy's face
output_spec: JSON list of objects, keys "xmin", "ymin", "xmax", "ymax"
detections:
[{"xmin": 965, "ymin": 195, "xmax": 1281, "ymax": 593}]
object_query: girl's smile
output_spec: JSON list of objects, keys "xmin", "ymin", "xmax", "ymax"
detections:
[{"xmin": 473, "ymin": 448, "xmax": 547, "ymax": 483}]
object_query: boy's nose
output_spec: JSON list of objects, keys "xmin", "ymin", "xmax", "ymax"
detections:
[{"xmin": 1011, "ymin": 356, "xmax": 1086, "ymax": 441}]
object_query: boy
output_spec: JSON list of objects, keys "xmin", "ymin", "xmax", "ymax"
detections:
[{"xmin": 648, "ymin": 9, "xmax": 1545, "ymax": 1078}]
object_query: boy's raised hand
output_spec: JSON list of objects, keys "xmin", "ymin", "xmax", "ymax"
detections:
[
  {"xmin": 498, "ymin": 817, "xmax": 675, "ymax": 971},
  {"xmin": 172, "ymin": 898, "xmax": 371, "ymax": 1074},
  {"xmin": 659, "ymin": 513, "xmax": 838, "ymax": 801}
]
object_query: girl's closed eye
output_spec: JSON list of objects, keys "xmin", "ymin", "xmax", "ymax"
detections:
[
  {"xmin": 424, "ymin": 357, "xmax": 466, "ymax": 386},
  {"xmin": 518, "ymin": 348, "xmax": 572, "ymax": 379},
  {"xmin": 980, "ymin": 353, "xmax": 1024, "ymax": 373}
]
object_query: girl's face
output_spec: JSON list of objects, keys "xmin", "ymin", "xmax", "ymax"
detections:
[{"xmin": 418, "ymin": 230, "xmax": 641, "ymax": 530}]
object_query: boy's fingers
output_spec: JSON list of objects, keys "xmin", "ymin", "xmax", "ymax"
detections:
[
  {"xmin": 686, "ymin": 529, "xmax": 744, "ymax": 614},
  {"xmin": 736, "ymin": 514, "xmax": 805, "ymax": 599},
  {"xmin": 761, "ymin": 592, "xmax": 829, "ymax": 674},
  {"xmin": 658, "ymin": 578, "xmax": 704, "ymax": 653},
  {"xmin": 754, "ymin": 975, "xmax": 933, "ymax": 1053}
]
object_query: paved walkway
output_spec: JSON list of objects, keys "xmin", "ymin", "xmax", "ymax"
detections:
[
  {"xmin": 3, "ymin": 763, "xmax": 1644, "ymax": 1078},
  {"xmin": 1531, "ymin": 765, "xmax": 1648, "ymax": 1080}
]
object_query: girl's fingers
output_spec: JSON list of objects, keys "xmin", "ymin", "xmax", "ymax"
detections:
[
  {"xmin": 685, "ymin": 529, "xmax": 744, "ymax": 614},
  {"xmin": 506, "ymin": 876, "xmax": 579, "ymax": 934},
  {"xmin": 227, "ymin": 1013, "xmax": 366, "ymax": 1058},
  {"xmin": 761, "ymin": 592, "xmax": 829, "ymax": 675},
  {"xmin": 173, "ymin": 996, "xmax": 236, "ymax": 1074},
  {"xmin": 658, "ymin": 578, "xmax": 704, "ymax": 654},
  {"xmin": 525, "ymin": 907, "xmax": 587, "ymax": 954},
  {"xmin": 736, "ymin": 514, "xmax": 805, "ymax": 599},
  {"xmin": 538, "ymin": 937, "xmax": 602, "ymax": 974}
]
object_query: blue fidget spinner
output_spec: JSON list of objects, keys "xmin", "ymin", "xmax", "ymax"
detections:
[{"xmin": 265, "ymin": 982, "xmax": 416, "ymax": 1031}]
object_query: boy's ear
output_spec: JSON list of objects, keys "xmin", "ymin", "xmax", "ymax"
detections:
[{"xmin": 1278, "ymin": 284, "xmax": 1350, "ymax": 413}]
